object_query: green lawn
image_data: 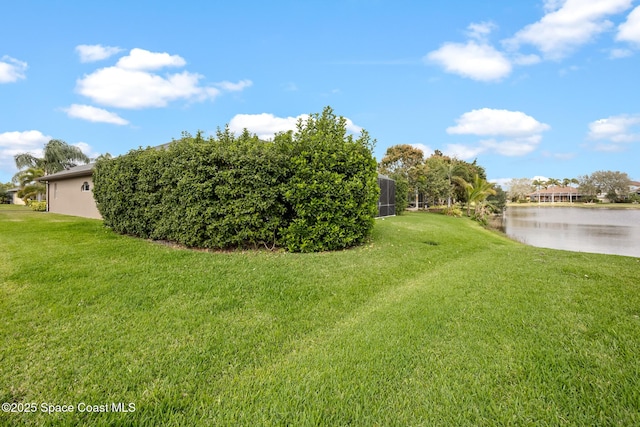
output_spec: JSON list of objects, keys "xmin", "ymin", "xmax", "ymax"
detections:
[{"xmin": 1, "ymin": 205, "xmax": 639, "ymax": 426}]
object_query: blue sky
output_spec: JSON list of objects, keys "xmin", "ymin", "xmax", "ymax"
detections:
[{"xmin": 2, "ymin": 0, "xmax": 640, "ymax": 186}]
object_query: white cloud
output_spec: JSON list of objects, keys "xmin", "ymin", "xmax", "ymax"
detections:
[
  {"xmin": 0, "ymin": 130, "xmax": 50, "ymax": 149},
  {"xmin": 427, "ymin": 0, "xmax": 635, "ymax": 82},
  {"xmin": 446, "ymin": 108, "xmax": 550, "ymax": 137},
  {"xmin": 75, "ymin": 44, "xmax": 123, "ymax": 63},
  {"xmin": 559, "ymin": 64, "xmax": 580, "ymax": 76},
  {"xmin": 409, "ymin": 143, "xmax": 433, "ymax": 157},
  {"xmin": 588, "ymin": 114, "xmax": 640, "ymax": 142},
  {"xmin": 491, "ymin": 177, "xmax": 513, "ymax": 189},
  {"xmin": 444, "ymin": 108, "xmax": 550, "ymax": 158},
  {"xmin": 541, "ymin": 150, "xmax": 577, "ymax": 160},
  {"xmin": 425, "ymin": 41, "xmax": 512, "ymax": 81},
  {"xmin": 512, "ymin": 53, "xmax": 542, "ymax": 65},
  {"xmin": 466, "ymin": 21, "xmax": 497, "ymax": 42},
  {"xmin": 228, "ymin": 113, "xmax": 362, "ymax": 140},
  {"xmin": 609, "ymin": 48, "xmax": 633, "ymax": 58},
  {"xmin": 505, "ymin": 0, "xmax": 633, "ymax": 59},
  {"xmin": 543, "ymin": 0, "xmax": 565, "ymax": 13},
  {"xmin": 215, "ymin": 79, "xmax": 253, "ymax": 92},
  {"xmin": 593, "ymin": 142, "xmax": 627, "ymax": 152},
  {"xmin": 442, "ymin": 144, "xmax": 486, "ymax": 160},
  {"xmin": 77, "ymin": 66, "xmax": 219, "ymax": 109},
  {"xmin": 0, "ymin": 130, "xmax": 51, "ymax": 175},
  {"xmin": 344, "ymin": 118, "xmax": 362, "ymax": 134},
  {"xmin": 64, "ymin": 104, "xmax": 129, "ymax": 125},
  {"xmin": 73, "ymin": 142, "xmax": 100, "ymax": 159},
  {"xmin": 0, "ymin": 56, "xmax": 27, "ymax": 83},
  {"xmin": 116, "ymin": 48, "xmax": 186, "ymax": 71},
  {"xmin": 480, "ymin": 136, "xmax": 542, "ymax": 156},
  {"xmin": 75, "ymin": 48, "xmax": 248, "ymax": 109},
  {"xmin": 616, "ymin": 5, "xmax": 640, "ymax": 45},
  {"xmin": 229, "ymin": 113, "xmax": 305, "ymax": 139}
]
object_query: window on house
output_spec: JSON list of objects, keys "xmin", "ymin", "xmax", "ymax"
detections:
[{"xmin": 81, "ymin": 181, "xmax": 90, "ymax": 192}]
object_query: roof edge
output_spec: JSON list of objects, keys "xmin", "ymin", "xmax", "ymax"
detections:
[{"xmin": 35, "ymin": 164, "xmax": 95, "ymax": 181}]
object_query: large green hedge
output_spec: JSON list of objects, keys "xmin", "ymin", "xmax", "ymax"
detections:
[{"xmin": 93, "ymin": 107, "xmax": 379, "ymax": 252}]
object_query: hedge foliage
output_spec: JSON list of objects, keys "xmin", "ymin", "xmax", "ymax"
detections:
[
  {"xmin": 27, "ymin": 201, "xmax": 47, "ymax": 211},
  {"xmin": 93, "ymin": 107, "xmax": 379, "ymax": 252}
]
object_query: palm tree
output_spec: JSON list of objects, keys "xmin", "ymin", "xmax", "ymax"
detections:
[
  {"xmin": 562, "ymin": 177, "xmax": 579, "ymax": 203},
  {"xmin": 561, "ymin": 178, "xmax": 571, "ymax": 203},
  {"xmin": 570, "ymin": 178, "xmax": 579, "ymax": 203},
  {"xmin": 546, "ymin": 178, "xmax": 560, "ymax": 203},
  {"xmin": 532, "ymin": 179, "xmax": 544, "ymax": 203},
  {"xmin": 455, "ymin": 174, "xmax": 497, "ymax": 218},
  {"xmin": 14, "ymin": 139, "xmax": 90, "ymax": 175},
  {"xmin": 13, "ymin": 139, "xmax": 89, "ymax": 203},
  {"xmin": 13, "ymin": 167, "xmax": 45, "ymax": 202},
  {"xmin": 441, "ymin": 159, "xmax": 461, "ymax": 208}
]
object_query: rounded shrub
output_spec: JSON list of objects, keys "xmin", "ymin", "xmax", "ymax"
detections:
[{"xmin": 93, "ymin": 107, "xmax": 378, "ymax": 252}]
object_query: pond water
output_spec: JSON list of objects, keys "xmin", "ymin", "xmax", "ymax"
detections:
[{"xmin": 503, "ymin": 206, "xmax": 640, "ymax": 257}]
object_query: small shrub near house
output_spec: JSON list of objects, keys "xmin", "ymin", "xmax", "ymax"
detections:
[
  {"xmin": 441, "ymin": 206, "xmax": 462, "ymax": 217},
  {"xmin": 93, "ymin": 107, "xmax": 379, "ymax": 252},
  {"xmin": 27, "ymin": 201, "xmax": 47, "ymax": 211}
]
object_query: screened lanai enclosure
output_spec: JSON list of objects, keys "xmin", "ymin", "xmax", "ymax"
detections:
[{"xmin": 377, "ymin": 174, "xmax": 396, "ymax": 217}]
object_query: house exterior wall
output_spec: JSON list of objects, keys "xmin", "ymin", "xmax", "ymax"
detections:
[
  {"xmin": 10, "ymin": 192, "xmax": 26, "ymax": 205},
  {"xmin": 47, "ymin": 176, "xmax": 102, "ymax": 219}
]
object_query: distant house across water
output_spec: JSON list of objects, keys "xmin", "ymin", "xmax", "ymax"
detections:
[{"xmin": 529, "ymin": 186, "xmax": 582, "ymax": 203}]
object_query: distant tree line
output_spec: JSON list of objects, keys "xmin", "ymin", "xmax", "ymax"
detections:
[
  {"xmin": 506, "ymin": 171, "xmax": 637, "ymax": 203},
  {"xmin": 377, "ymin": 145, "xmax": 503, "ymax": 220}
]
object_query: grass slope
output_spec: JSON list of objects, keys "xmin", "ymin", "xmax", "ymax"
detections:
[{"xmin": 1, "ymin": 206, "xmax": 639, "ymax": 426}]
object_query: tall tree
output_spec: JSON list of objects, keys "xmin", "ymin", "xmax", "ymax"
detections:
[
  {"xmin": 422, "ymin": 154, "xmax": 450, "ymax": 206},
  {"xmin": 578, "ymin": 175, "xmax": 599, "ymax": 202},
  {"xmin": 532, "ymin": 178, "xmax": 545, "ymax": 203},
  {"xmin": 487, "ymin": 185, "xmax": 507, "ymax": 212},
  {"xmin": 14, "ymin": 139, "xmax": 90, "ymax": 175},
  {"xmin": 507, "ymin": 178, "xmax": 533, "ymax": 202},
  {"xmin": 377, "ymin": 144, "xmax": 424, "ymax": 178},
  {"xmin": 591, "ymin": 170, "xmax": 632, "ymax": 202},
  {"xmin": 562, "ymin": 177, "xmax": 579, "ymax": 203},
  {"xmin": 546, "ymin": 178, "xmax": 560, "ymax": 202},
  {"xmin": 378, "ymin": 144, "xmax": 425, "ymax": 208},
  {"xmin": 441, "ymin": 158, "xmax": 460, "ymax": 208},
  {"xmin": 570, "ymin": 178, "xmax": 579, "ymax": 203}
]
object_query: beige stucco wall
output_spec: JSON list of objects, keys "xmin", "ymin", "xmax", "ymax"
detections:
[
  {"xmin": 48, "ymin": 176, "xmax": 102, "ymax": 219},
  {"xmin": 11, "ymin": 193, "xmax": 26, "ymax": 205}
]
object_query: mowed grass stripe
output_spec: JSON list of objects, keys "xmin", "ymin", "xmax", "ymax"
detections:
[
  {"xmin": 209, "ymin": 245, "xmax": 640, "ymax": 425},
  {"xmin": 1, "ymin": 205, "xmax": 639, "ymax": 426}
]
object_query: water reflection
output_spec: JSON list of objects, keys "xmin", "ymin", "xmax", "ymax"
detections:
[{"xmin": 504, "ymin": 207, "xmax": 640, "ymax": 257}]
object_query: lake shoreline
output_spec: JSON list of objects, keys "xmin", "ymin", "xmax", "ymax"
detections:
[
  {"xmin": 503, "ymin": 206, "xmax": 640, "ymax": 258},
  {"xmin": 506, "ymin": 202, "xmax": 640, "ymax": 210}
]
